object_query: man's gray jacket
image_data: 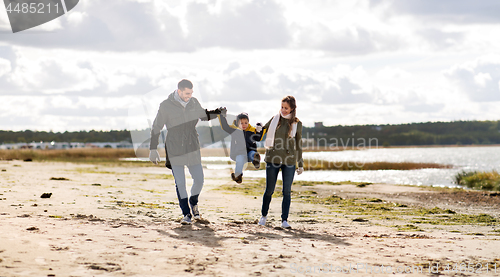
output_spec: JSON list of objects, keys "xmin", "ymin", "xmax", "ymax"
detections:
[{"xmin": 150, "ymin": 91, "xmax": 216, "ymax": 166}]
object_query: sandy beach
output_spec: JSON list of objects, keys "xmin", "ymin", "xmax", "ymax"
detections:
[{"xmin": 1, "ymin": 160, "xmax": 500, "ymax": 276}]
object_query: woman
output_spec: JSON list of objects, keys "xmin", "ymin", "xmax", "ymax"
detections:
[{"xmin": 258, "ymin": 96, "xmax": 304, "ymax": 229}]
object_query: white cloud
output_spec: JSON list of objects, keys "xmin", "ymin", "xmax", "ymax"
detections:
[
  {"xmin": 223, "ymin": 62, "xmax": 240, "ymax": 75},
  {"xmin": 0, "ymin": 0, "xmax": 495, "ymax": 57},
  {"xmin": 0, "ymin": 58, "xmax": 11, "ymax": 77},
  {"xmin": 106, "ymin": 74, "xmax": 136, "ymax": 92},
  {"xmin": 6, "ymin": 57, "xmax": 98, "ymax": 94},
  {"xmin": 382, "ymin": 0, "xmax": 500, "ymax": 24},
  {"xmin": 0, "ymin": 52, "xmax": 169, "ymax": 97},
  {"xmin": 444, "ymin": 56, "xmax": 500, "ymax": 102},
  {"xmin": 416, "ymin": 28, "xmax": 464, "ymax": 50},
  {"xmin": 66, "ymin": 11, "xmax": 88, "ymax": 26},
  {"xmin": 474, "ymin": 72, "xmax": 492, "ymax": 87},
  {"xmin": 1, "ymin": 0, "xmax": 500, "ymax": 131},
  {"xmin": 375, "ymin": 67, "xmax": 412, "ymax": 80},
  {"xmin": 0, "ymin": 3, "xmax": 11, "ymax": 31},
  {"xmin": 296, "ymin": 24, "xmax": 403, "ymax": 55},
  {"xmin": 3, "ymin": 0, "xmax": 187, "ymax": 51},
  {"xmin": 0, "ymin": 94, "xmax": 139, "ymax": 131},
  {"xmin": 185, "ymin": 0, "xmax": 291, "ymax": 49}
]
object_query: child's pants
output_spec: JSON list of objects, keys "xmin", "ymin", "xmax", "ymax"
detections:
[{"xmin": 234, "ymin": 150, "xmax": 257, "ymax": 176}]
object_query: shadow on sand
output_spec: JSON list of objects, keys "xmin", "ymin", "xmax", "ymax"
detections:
[
  {"xmin": 155, "ymin": 221, "xmax": 349, "ymax": 247},
  {"xmin": 155, "ymin": 221, "xmax": 229, "ymax": 247}
]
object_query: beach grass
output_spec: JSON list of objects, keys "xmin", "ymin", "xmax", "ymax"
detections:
[
  {"xmin": 454, "ymin": 170, "xmax": 500, "ymax": 191},
  {"xmin": 242, "ymin": 160, "xmax": 451, "ymax": 171},
  {"xmin": 217, "ymin": 179, "xmax": 500, "ymax": 231},
  {"xmin": 1, "ymin": 148, "xmax": 453, "ymax": 171},
  {"xmin": 303, "ymin": 159, "xmax": 452, "ymax": 171},
  {"xmin": 0, "ymin": 148, "xmax": 138, "ymax": 164}
]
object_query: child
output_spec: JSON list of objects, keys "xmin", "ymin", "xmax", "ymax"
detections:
[{"xmin": 218, "ymin": 110, "xmax": 265, "ymax": 183}]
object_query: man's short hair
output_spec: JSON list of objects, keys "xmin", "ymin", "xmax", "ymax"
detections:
[{"xmin": 178, "ymin": 79, "xmax": 193, "ymax": 91}]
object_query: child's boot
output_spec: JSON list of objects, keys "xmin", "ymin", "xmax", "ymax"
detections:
[
  {"xmin": 236, "ymin": 173, "xmax": 243, "ymax": 183},
  {"xmin": 231, "ymin": 173, "xmax": 243, "ymax": 184},
  {"xmin": 252, "ymin": 152, "xmax": 261, "ymax": 169}
]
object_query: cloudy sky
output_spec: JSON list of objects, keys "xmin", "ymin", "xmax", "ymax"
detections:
[{"xmin": 0, "ymin": 0, "xmax": 499, "ymax": 131}]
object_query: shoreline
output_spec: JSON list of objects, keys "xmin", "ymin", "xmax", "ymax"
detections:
[
  {"xmin": 302, "ymin": 144, "xmax": 500, "ymax": 152},
  {"xmin": 1, "ymin": 161, "xmax": 499, "ymax": 276},
  {"xmin": 201, "ymin": 144, "xmax": 500, "ymax": 156}
]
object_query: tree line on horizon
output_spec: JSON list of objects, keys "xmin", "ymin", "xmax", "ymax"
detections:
[
  {"xmin": 305, "ymin": 120, "xmax": 500, "ymax": 146},
  {"xmin": 1, "ymin": 120, "xmax": 499, "ymax": 146},
  {"xmin": 0, "ymin": 130, "xmax": 130, "ymax": 144}
]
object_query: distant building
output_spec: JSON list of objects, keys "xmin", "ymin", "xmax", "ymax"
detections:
[
  {"xmin": 314, "ymin": 122, "xmax": 324, "ymax": 128},
  {"xmin": 302, "ymin": 138, "xmax": 315, "ymax": 147},
  {"xmin": 90, "ymin": 141, "xmax": 133, "ymax": 149},
  {"xmin": 0, "ymin": 141, "xmax": 133, "ymax": 150}
]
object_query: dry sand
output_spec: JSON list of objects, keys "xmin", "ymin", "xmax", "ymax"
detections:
[{"xmin": 1, "ymin": 160, "xmax": 500, "ymax": 276}]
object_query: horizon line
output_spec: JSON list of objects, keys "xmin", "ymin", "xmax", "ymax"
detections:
[{"xmin": 0, "ymin": 118, "xmax": 499, "ymax": 133}]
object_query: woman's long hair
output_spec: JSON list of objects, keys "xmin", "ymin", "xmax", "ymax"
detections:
[{"xmin": 279, "ymin": 95, "xmax": 299, "ymax": 137}]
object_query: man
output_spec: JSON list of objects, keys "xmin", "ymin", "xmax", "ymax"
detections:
[{"xmin": 149, "ymin": 79, "xmax": 221, "ymax": 225}]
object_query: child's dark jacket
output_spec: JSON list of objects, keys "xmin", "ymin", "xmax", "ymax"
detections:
[{"xmin": 218, "ymin": 115, "xmax": 266, "ymax": 161}]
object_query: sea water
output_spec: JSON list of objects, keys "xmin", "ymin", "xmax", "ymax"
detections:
[{"xmin": 241, "ymin": 146, "xmax": 500, "ymax": 187}]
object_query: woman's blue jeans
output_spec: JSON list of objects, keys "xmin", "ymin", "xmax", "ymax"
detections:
[{"xmin": 261, "ymin": 162, "xmax": 295, "ymax": 222}]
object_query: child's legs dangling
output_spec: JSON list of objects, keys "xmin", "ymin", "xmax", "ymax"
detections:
[
  {"xmin": 247, "ymin": 150, "xmax": 257, "ymax": 162},
  {"xmin": 234, "ymin": 154, "xmax": 246, "ymax": 176}
]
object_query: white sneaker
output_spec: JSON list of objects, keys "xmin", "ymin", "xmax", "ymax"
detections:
[
  {"xmin": 180, "ymin": 215, "xmax": 192, "ymax": 225},
  {"xmin": 281, "ymin": 221, "xmax": 291, "ymax": 229},
  {"xmin": 258, "ymin": 216, "xmax": 267, "ymax": 226}
]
